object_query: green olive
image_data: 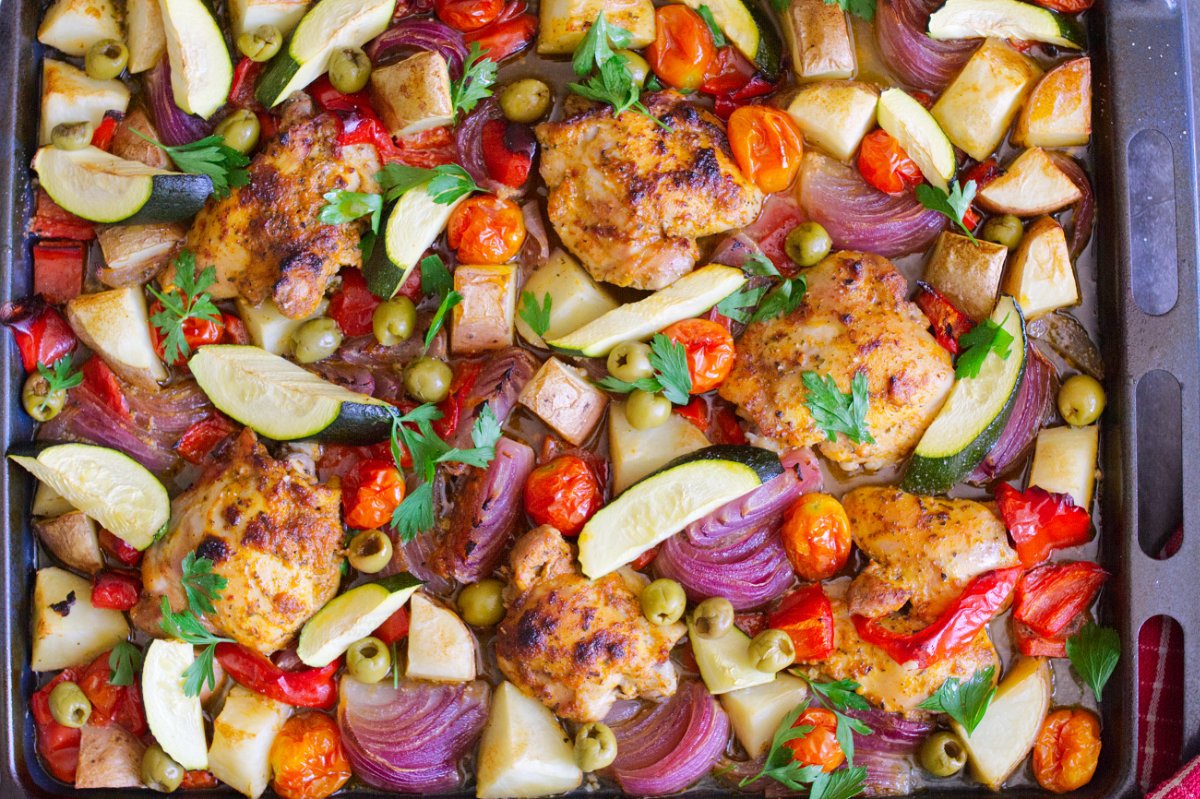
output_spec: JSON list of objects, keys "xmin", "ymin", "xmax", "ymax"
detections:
[
  {"xmin": 141, "ymin": 743, "xmax": 185, "ymax": 793},
  {"xmin": 50, "ymin": 121, "xmax": 94, "ymax": 151},
  {"xmin": 329, "ymin": 47, "xmax": 372, "ymax": 94},
  {"xmin": 640, "ymin": 578, "xmax": 687, "ymax": 626},
  {"xmin": 1058, "ymin": 373, "xmax": 1106, "ymax": 427},
  {"xmin": 347, "ymin": 529, "xmax": 393, "ymax": 574},
  {"xmin": 85, "ymin": 39, "xmax": 128, "ymax": 80},
  {"xmin": 785, "ymin": 222, "xmax": 833, "ymax": 268},
  {"xmin": 236, "ymin": 24, "xmax": 283, "ymax": 62},
  {"xmin": 919, "ymin": 730, "xmax": 967, "ymax": 777},
  {"xmin": 22, "ymin": 373, "xmax": 66, "ymax": 422},
  {"xmin": 748, "ymin": 628, "xmax": 795, "ymax": 673},
  {"xmin": 48, "ymin": 681, "xmax": 91, "ymax": 728},
  {"xmin": 404, "ymin": 357, "xmax": 453, "ymax": 403},
  {"xmin": 498, "ymin": 78, "xmax": 553, "ymax": 124},
  {"xmin": 346, "ymin": 636, "xmax": 392, "ymax": 684},
  {"xmin": 372, "ymin": 297, "xmax": 417, "ymax": 346},
  {"xmin": 691, "ymin": 597, "xmax": 735, "ymax": 639},
  {"xmin": 215, "ymin": 108, "xmax": 261, "ymax": 155},
  {"xmin": 618, "ymin": 50, "xmax": 651, "ymax": 87},
  {"xmin": 607, "ymin": 340, "xmax": 654, "ymax": 383},
  {"xmin": 626, "ymin": 389, "xmax": 671, "ymax": 430},
  {"xmin": 981, "ymin": 214, "xmax": 1024, "ymax": 250},
  {"xmin": 574, "ymin": 722, "xmax": 618, "ymax": 771},
  {"xmin": 293, "ymin": 317, "xmax": 343, "ymax": 363},
  {"xmin": 458, "ymin": 578, "xmax": 506, "ymax": 627}
]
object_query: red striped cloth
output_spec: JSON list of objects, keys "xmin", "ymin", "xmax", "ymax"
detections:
[{"xmin": 1141, "ymin": 529, "xmax": 1190, "ymax": 797}]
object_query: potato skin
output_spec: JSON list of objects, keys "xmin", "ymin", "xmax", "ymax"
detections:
[{"xmin": 34, "ymin": 511, "xmax": 104, "ymax": 575}]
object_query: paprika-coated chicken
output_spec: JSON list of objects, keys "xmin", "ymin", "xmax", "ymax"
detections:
[
  {"xmin": 535, "ymin": 91, "xmax": 764, "ymax": 290},
  {"xmin": 133, "ymin": 429, "xmax": 344, "ymax": 655},
  {"xmin": 494, "ymin": 525, "xmax": 685, "ymax": 722},
  {"xmin": 844, "ymin": 486, "xmax": 1020, "ymax": 622},
  {"xmin": 181, "ymin": 94, "xmax": 381, "ymax": 319},
  {"xmin": 719, "ymin": 251, "xmax": 954, "ymax": 472}
]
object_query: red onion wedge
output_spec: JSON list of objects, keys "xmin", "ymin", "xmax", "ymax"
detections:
[
  {"xmin": 338, "ymin": 676, "xmax": 489, "ymax": 793},
  {"xmin": 682, "ymin": 469, "xmax": 805, "ymax": 546},
  {"xmin": 446, "ymin": 347, "xmax": 538, "ymax": 449},
  {"xmin": 143, "ymin": 57, "xmax": 211, "ymax": 146},
  {"xmin": 1046, "ymin": 151, "xmax": 1096, "ymax": 258},
  {"xmin": 876, "ymin": 0, "xmax": 978, "ymax": 92},
  {"xmin": 844, "ymin": 707, "xmax": 934, "ymax": 796},
  {"xmin": 455, "ymin": 99, "xmax": 509, "ymax": 195},
  {"xmin": 968, "ymin": 345, "xmax": 1058, "ymax": 484},
  {"xmin": 608, "ymin": 681, "xmax": 730, "ymax": 795},
  {"xmin": 368, "ymin": 19, "xmax": 469, "ymax": 77},
  {"xmin": 656, "ymin": 523, "xmax": 794, "ymax": 610},
  {"xmin": 798, "ymin": 152, "xmax": 947, "ymax": 258}
]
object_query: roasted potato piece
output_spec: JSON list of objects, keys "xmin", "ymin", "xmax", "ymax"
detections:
[
  {"xmin": 97, "ymin": 224, "xmax": 186, "ymax": 288},
  {"xmin": 34, "ymin": 511, "xmax": 104, "ymax": 575},
  {"xmin": 208, "ymin": 685, "xmax": 292, "ymax": 799},
  {"xmin": 1028, "ymin": 425, "xmax": 1099, "ymax": 509},
  {"xmin": 32, "ymin": 567, "xmax": 130, "ymax": 672},
  {"xmin": 786, "ymin": 80, "xmax": 878, "ymax": 161},
  {"xmin": 977, "ymin": 148, "xmax": 1083, "ymax": 217},
  {"xmin": 538, "ymin": 0, "xmax": 655, "ymax": 54},
  {"xmin": 39, "ymin": 59, "xmax": 130, "ymax": 146},
  {"xmin": 65, "ymin": 287, "xmax": 167, "ymax": 391},
  {"xmin": 1014, "ymin": 57, "xmax": 1092, "ymax": 148},
  {"xmin": 952, "ymin": 658, "xmax": 1050, "ymax": 790},
  {"xmin": 37, "ymin": 0, "xmax": 121, "ymax": 57},
  {"xmin": 519, "ymin": 357, "xmax": 609, "ymax": 446},
  {"xmin": 369, "ymin": 52, "xmax": 455, "ymax": 138},
  {"xmin": 229, "ymin": 0, "xmax": 311, "ymax": 39},
  {"xmin": 75, "ymin": 725, "xmax": 146, "ymax": 789},
  {"xmin": 1003, "ymin": 216, "xmax": 1078, "ymax": 319},
  {"xmin": 609, "ymin": 400, "xmax": 709, "ymax": 494},
  {"xmin": 110, "ymin": 109, "xmax": 172, "ymax": 170},
  {"xmin": 781, "ymin": 0, "xmax": 856, "ymax": 81},
  {"xmin": 515, "ymin": 250, "xmax": 618, "ymax": 347},
  {"xmin": 126, "ymin": 0, "xmax": 168, "ymax": 73},
  {"xmin": 451, "ymin": 264, "xmax": 518, "ymax": 355},
  {"xmin": 922, "ymin": 231, "xmax": 1007, "ymax": 321}
]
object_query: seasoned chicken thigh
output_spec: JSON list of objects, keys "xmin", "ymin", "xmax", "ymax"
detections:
[
  {"xmin": 134, "ymin": 429, "xmax": 344, "ymax": 655},
  {"xmin": 181, "ymin": 94, "xmax": 381, "ymax": 318},
  {"xmin": 494, "ymin": 525, "xmax": 685, "ymax": 722},
  {"xmin": 719, "ymin": 251, "xmax": 954, "ymax": 472},
  {"xmin": 536, "ymin": 92, "xmax": 764, "ymax": 290}
]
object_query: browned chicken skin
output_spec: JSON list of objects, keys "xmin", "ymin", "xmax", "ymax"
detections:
[
  {"xmin": 719, "ymin": 251, "xmax": 954, "ymax": 472},
  {"xmin": 494, "ymin": 526, "xmax": 685, "ymax": 722},
  {"xmin": 536, "ymin": 92, "xmax": 764, "ymax": 290},
  {"xmin": 134, "ymin": 429, "xmax": 344, "ymax": 655}
]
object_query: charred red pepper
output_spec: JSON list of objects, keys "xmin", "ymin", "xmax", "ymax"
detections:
[
  {"xmin": 230, "ymin": 57, "xmax": 266, "ymax": 108},
  {"xmin": 78, "ymin": 651, "xmax": 148, "ymax": 735},
  {"xmin": 962, "ymin": 157, "xmax": 1003, "ymax": 190},
  {"xmin": 481, "ymin": 119, "xmax": 534, "ymax": 188},
  {"xmin": 215, "ymin": 643, "xmax": 340, "ymax": 709},
  {"xmin": 29, "ymin": 189, "xmax": 95, "ymax": 241},
  {"xmin": 99, "ymin": 528, "xmax": 142, "ymax": 567},
  {"xmin": 327, "ymin": 268, "xmax": 381, "ymax": 337},
  {"xmin": 914, "ymin": 281, "xmax": 975, "ymax": 355},
  {"xmin": 91, "ymin": 571, "xmax": 141, "ymax": 611},
  {"xmin": 0, "ymin": 296, "xmax": 76, "ymax": 372},
  {"xmin": 996, "ymin": 483, "xmax": 1093, "ymax": 567},
  {"xmin": 221, "ymin": 312, "xmax": 250, "ymax": 345},
  {"xmin": 463, "ymin": 1, "xmax": 536, "ymax": 61},
  {"xmin": 1014, "ymin": 611, "xmax": 1087, "ymax": 658},
  {"xmin": 177, "ymin": 414, "xmax": 238, "ymax": 464},
  {"xmin": 32, "ymin": 240, "xmax": 85, "ymax": 305},
  {"xmin": 713, "ymin": 405, "xmax": 747, "ymax": 445},
  {"xmin": 433, "ymin": 360, "xmax": 483, "ymax": 440},
  {"xmin": 373, "ymin": 606, "xmax": 411, "ymax": 644},
  {"xmin": 674, "ymin": 397, "xmax": 708, "ymax": 431},
  {"xmin": 853, "ymin": 567, "xmax": 1023, "ymax": 668},
  {"xmin": 712, "ymin": 74, "xmax": 777, "ymax": 120},
  {"xmin": 392, "ymin": 126, "xmax": 459, "ymax": 168},
  {"xmin": 769, "ymin": 583, "xmax": 835, "ymax": 662},
  {"xmin": 90, "ymin": 112, "xmax": 120, "ymax": 152},
  {"xmin": 32, "ymin": 669, "xmax": 82, "ymax": 783},
  {"xmin": 81, "ymin": 357, "xmax": 130, "ymax": 420},
  {"xmin": 1014, "ymin": 561, "xmax": 1107, "ymax": 638}
]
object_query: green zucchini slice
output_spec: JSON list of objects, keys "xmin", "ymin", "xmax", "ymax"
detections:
[
  {"xmin": 297, "ymin": 574, "xmax": 423, "ymax": 667},
  {"xmin": 928, "ymin": 0, "xmax": 1084, "ymax": 50}
]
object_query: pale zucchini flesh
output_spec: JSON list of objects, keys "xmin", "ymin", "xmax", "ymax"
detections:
[
  {"xmin": 515, "ymin": 249, "xmax": 619, "ymax": 347},
  {"xmin": 158, "ymin": 0, "xmax": 235, "ymax": 119},
  {"xmin": 142, "ymin": 640, "xmax": 208, "ymax": 771},
  {"xmin": 373, "ymin": 185, "xmax": 465, "ymax": 298},
  {"xmin": 297, "ymin": 574, "xmax": 422, "ymax": 666},
  {"xmin": 928, "ymin": 0, "xmax": 1084, "ymax": 49},
  {"xmin": 877, "ymin": 87, "xmax": 956, "ymax": 190}
]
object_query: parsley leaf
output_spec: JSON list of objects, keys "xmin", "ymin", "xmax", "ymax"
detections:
[
  {"xmin": 568, "ymin": 13, "xmax": 668, "ymax": 130},
  {"xmin": 471, "ymin": 403, "xmax": 503, "ymax": 450},
  {"xmin": 1067, "ymin": 622, "xmax": 1120, "ymax": 702},
  {"xmin": 697, "ymin": 5, "xmax": 727, "ymax": 45},
  {"xmin": 519, "ymin": 291, "xmax": 553, "ymax": 339},
  {"xmin": 825, "ymin": 0, "xmax": 875, "ymax": 21},
  {"xmin": 954, "ymin": 314, "xmax": 1014, "ymax": 380},
  {"xmin": 148, "ymin": 250, "xmax": 221, "ymax": 364},
  {"xmin": 918, "ymin": 666, "xmax": 997, "ymax": 735},
  {"xmin": 595, "ymin": 334, "xmax": 692, "ymax": 405},
  {"xmin": 319, "ymin": 190, "xmax": 383, "ymax": 233},
  {"xmin": 107, "ymin": 641, "xmax": 142, "ymax": 687},
  {"xmin": 135, "ymin": 132, "xmax": 250, "ymax": 199},
  {"xmin": 378, "ymin": 163, "xmax": 481, "ymax": 205},
  {"xmin": 717, "ymin": 255, "xmax": 804, "ymax": 324},
  {"xmin": 572, "ymin": 13, "xmax": 634, "ymax": 76},
  {"xmin": 802, "ymin": 371, "xmax": 874, "ymax": 444},
  {"xmin": 743, "ymin": 252, "xmax": 782, "ymax": 277},
  {"xmin": 420, "ymin": 254, "xmax": 453, "ymax": 301},
  {"xmin": 181, "ymin": 551, "xmax": 228, "ymax": 616},
  {"xmin": 451, "ymin": 42, "xmax": 498, "ymax": 118},
  {"xmin": 739, "ymin": 702, "xmax": 820, "ymax": 789},
  {"xmin": 810, "ymin": 768, "xmax": 868, "ymax": 799},
  {"xmin": 752, "ymin": 275, "xmax": 807, "ymax": 323},
  {"xmin": 32, "ymin": 354, "xmax": 82, "ymax": 416},
  {"xmin": 716, "ymin": 284, "xmax": 767, "ymax": 325},
  {"xmin": 917, "ymin": 179, "xmax": 979, "ymax": 242},
  {"xmin": 157, "ymin": 554, "xmax": 233, "ymax": 697},
  {"xmin": 392, "ymin": 481, "xmax": 435, "ymax": 541},
  {"xmin": 805, "ymin": 677, "xmax": 871, "ymax": 712},
  {"xmin": 424, "ymin": 290, "xmax": 462, "ymax": 352}
]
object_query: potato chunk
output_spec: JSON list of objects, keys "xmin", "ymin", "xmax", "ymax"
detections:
[
  {"xmin": 977, "ymin": 148, "xmax": 1083, "ymax": 217},
  {"xmin": 37, "ymin": 0, "xmax": 121, "ymax": 56},
  {"xmin": 40, "ymin": 59, "xmax": 130, "ymax": 145},
  {"xmin": 519, "ymin": 357, "xmax": 608, "ymax": 446},
  {"xmin": 369, "ymin": 52, "xmax": 455, "ymax": 138},
  {"xmin": 34, "ymin": 511, "xmax": 104, "ymax": 575},
  {"xmin": 781, "ymin": 0, "xmax": 856, "ymax": 81},
  {"xmin": 451, "ymin": 264, "xmax": 518, "ymax": 355},
  {"xmin": 786, "ymin": 80, "xmax": 878, "ymax": 162},
  {"xmin": 476, "ymin": 681, "xmax": 582, "ymax": 799},
  {"xmin": 1028, "ymin": 425, "xmax": 1098, "ymax": 509},
  {"xmin": 922, "ymin": 231, "xmax": 1007, "ymax": 321},
  {"xmin": 66, "ymin": 287, "xmax": 168, "ymax": 390},
  {"xmin": 31, "ymin": 567, "xmax": 130, "ymax": 672},
  {"xmin": 1003, "ymin": 216, "xmax": 1078, "ymax": 319},
  {"xmin": 538, "ymin": 0, "xmax": 655, "ymax": 54},
  {"xmin": 1014, "ymin": 57, "xmax": 1091, "ymax": 148}
]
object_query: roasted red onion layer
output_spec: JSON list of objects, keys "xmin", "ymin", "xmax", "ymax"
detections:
[
  {"xmin": 143, "ymin": 58, "xmax": 211, "ymax": 146},
  {"xmin": 876, "ymin": 0, "xmax": 978, "ymax": 92},
  {"xmin": 368, "ymin": 18, "xmax": 469, "ymax": 77},
  {"xmin": 1047, "ymin": 151, "xmax": 1096, "ymax": 258},
  {"xmin": 455, "ymin": 99, "xmax": 510, "ymax": 195},
  {"xmin": 968, "ymin": 345, "xmax": 1057, "ymax": 484}
]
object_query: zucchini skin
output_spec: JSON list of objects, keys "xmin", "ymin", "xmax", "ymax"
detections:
[
  {"xmin": 651, "ymin": 444, "xmax": 785, "ymax": 484},
  {"xmin": 299, "ymin": 401, "xmax": 394, "ymax": 444},
  {"xmin": 748, "ymin": 4, "xmax": 783, "ymax": 81},
  {"xmin": 125, "ymin": 174, "xmax": 213, "ymax": 224},
  {"xmin": 255, "ymin": 53, "xmax": 301, "ymax": 107}
]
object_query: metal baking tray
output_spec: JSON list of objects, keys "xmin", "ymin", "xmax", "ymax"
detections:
[{"xmin": 1, "ymin": 0, "xmax": 1198, "ymax": 796}]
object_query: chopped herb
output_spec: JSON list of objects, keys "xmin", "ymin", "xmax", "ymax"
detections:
[
  {"xmin": 802, "ymin": 371, "xmax": 874, "ymax": 445},
  {"xmin": 739, "ymin": 701, "xmax": 867, "ymax": 798},
  {"xmin": 134, "ymin": 131, "xmax": 250, "ymax": 199},
  {"xmin": 645, "ymin": 74, "xmax": 664, "ymax": 92},
  {"xmin": 752, "ymin": 275, "xmax": 807, "ymax": 323},
  {"xmin": 595, "ymin": 333, "xmax": 692, "ymax": 405},
  {"xmin": 805, "ymin": 677, "xmax": 871, "ymax": 712},
  {"xmin": 716, "ymin": 284, "xmax": 767, "ymax": 324},
  {"xmin": 1067, "ymin": 622, "xmax": 1120, "ymax": 702},
  {"xmin": 32, "ymin": 354, "xmax": 83, "ymax": 415},
  {"xmin": 810, "ymin": 769, "xmax": 869, "ymax": 799},
  {"xmin": 917, "ymin": 179, "xmax": 979, "ymax": 243},
  {"xmin": 423, "ymin": 290, "xmax": 462, "ymax": 353},
  {"xmin": 318, "ymin": 190, "xmax": 383, "ymax": 241},
  {"xmin": 420, "ymin": 254, "xmax": 453, "ymax": 301},
  {"xmin": 451, "ymin": 42, "xmax": 498, "ymax": 118},
  {"xmin": 743, "ymin": 253, "xmax": 782, "ymax": 277},
  {"xmin": 148, "ymin": 250, "xmax": 221, "ymax": 364},
  {"xmin": 158, "ymin": 555, "xmax": 233, "ymax": 697},
  {"xmin": 568, "ymin": 13, "xmax": 668, "ymax": 130},
  {"xmin": 377, "ymin": 163, "xmax": 481, "ymax": 205},
  {"xmin": 107, "ymin": 641, "xmax": 143, "ymax": 687},
  {"xmin": 918, "ymin": 666, "xmax": 997, "ymax": 735},
  {"xmin": 519, "ymin": 291, "xmax": 553, "ymax": 338},
  {"xmin": 697, "ymin": 5, "xmax": 727, "ymax": 46},
  {"xmin": 50, "ymin": 591, "xmax": 75, "ymax": 617},
  {"xmin": 954, "ymin": 314, "xmax": 1014, "ymax": 380}
]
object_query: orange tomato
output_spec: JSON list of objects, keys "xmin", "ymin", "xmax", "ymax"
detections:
[
  {"xmin": 857, "ymin": 129, "xmax": 924, "ymax": 195},
  {"xmin": 434, "ymin": 0, "xmax": 504, "ymax": 31},
  {"xmin": 1033, "ymin": 708, "xmax": 1102, "ymax": 793},
  {"xmin": 662, "ymin": 318, "xmax": 736, "ymax": 394},
  {"xmin": 523, "ymin": 455, "xmax": 603, "ymax": 536},
  {"xmin": 269, "ymin": 713, "xmax": 353, "ymax": 799},
  {"xmin": 644, "ymin": 5, "xmax": 716, "ymax": 91},
  {"xmin": 342, "ymin": 458, "xmax": 406, "ymax": 530},
  {"xmin": 784, "ymin": 708, "xmax": 845, "ymax": 773},
  {"xmin": 728, "ymin": 106, "xmax": 804, "ymax": 194},
  {"xmin": 447, "ymin": 195, "xmax": 526, "ymax": 263},
  {"xmin": 780, "ymin": 493, "xmax": 852, "ymax": 581}
]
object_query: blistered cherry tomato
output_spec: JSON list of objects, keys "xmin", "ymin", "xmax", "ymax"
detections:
[
  {"xmin": 523, "ymin": 455, "xmax": 603, "ymax": 536},
  {"xmin": 644, "ymin": 5, "xmax": 716, "ymax": 91},
  {"xmin": 447, "ymin": 195, "xmax": 526, "ymax": 264},
  {"xmin": 464, "ymin": 7, "xmax": 537, "ymax": 62},
  {"xmin": 148, "ymin": 300, "xmax": 223, "ymax": 365},
  {"xmin": 269, "ymin": 713, "xmax": 353, "ymax": 799},
  {"xmin": 728, "ymin": 106, "xmax": 804, "ymax": 194},
  {"xmin": 857, "ymin": 129, "xmax": 924, "ymax": 195},
  {"xmin": 784, "ymin": 707, "xmax": 845, "ymax": 772},
  {"xmin": 77, "ymin": 651, "xmax": 147, "ymax": 735},
  {"xmin": 327, "ymin": 268, "xmax": 380, "ymax": 337},
  {"xmin": 342, "ymin": 459, "xmax": 406, "ymax": 530},
  {"xmin": 434, "ymin": 0, "xmax": 504, "ymax": 31},
  {"xmin": 91, "ymin": 571, "xmax": 141, "ymax": 611},
  {"xmin": 1033, "ymin": 708, "xmax": 1101, "ymax": 793},
  {"xmin": 662, "ymin": 318, "xmax": 736, "ymax": 394},
  {"xmin": 780, "ymin": 493, "xmax": 852, "ymax": 581}
]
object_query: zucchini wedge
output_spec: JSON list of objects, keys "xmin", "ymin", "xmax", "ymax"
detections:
[
  {"xmin": 675, "ymin": 0, "xmax": 782, "ymax": 79},
  {"xmin": 577, "ymin": 445, "xmax": 783, "ymax": 578},
  {"xmin": 159, "ymin": 0, "xmax": 233, "ymax": 119},
  {"xmin": 367, "ymin": 184, "xmax": 465, "ymax": 299},
  {"xmin": 877, "ymin": 88, "xmax": 956, "ymax": 191},
  {"xmin": 928, "ymin": 0, "xmax": 1084, "ymax": 50},
  {"xmin": 297, "ymin": 574, "xmax": 422, "ymax": 666},
  {"xmin": 188, "ymin": 345, "xmax": 394, "ymax": 442},
  {"xmin": 142, "ymin": 640, "xmax": 208, "ymax": 771},
  {"xmin": 902, "ymin": 297, "xmax": 1027, "ymax": 494}
]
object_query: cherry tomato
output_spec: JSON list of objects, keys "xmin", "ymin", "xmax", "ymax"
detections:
[
  {"xmin": 373, "ymin": 606, "xmax": 410, "ymax": 644},
  {"xmin": 662, "ymin": 318, "xmax": 736, "ymax": 394},
  {"xmin": 784, "ymin": 707, "xmax": 845, "ymax": 772},
  {"xmin": 482, "ymin": 119, "xmax": 535, "ymax": 188},
  {"xmin": 674, "ymin": 396, "xmax": 708, "ymax": 430},
  {"xmin": 77, "ymin": 651, "xmax": 148, "ymax": 736},
  {"xmin": 32, "ymin": 670, "xmax": 81, "ymax": 783},
  {"xmin": 447, "ymin": 195, "xmax": 526, "ymax": 264},
  {"xmin": 523, "ymin": 455, "xmax": 603, "ymax": 536},
  {"xmin": 464, "ymin": 5, "xmax": 537, "ymax": 62},
  {"xmin": 327, "ymin": 268, "xmax": 380, "ymax": 337},
  {"xmin": 962, "ymin": 157, "xmax": 1002, "ymax": 190},
  {"xmin": 857, "ymin": 129, "xmax": 924, "ymax": 195},
  {"xmin": 148, "ymin": 300, "xmax": 224, "ymax": 365},
  {"xmin": 645, "ymin": 5, "xmax": 716, "ymax": 91},
  {"xmin": 434, "ymin": 0, "xmax": 504, "ymax": 30},
  {"xmin": 701, "ymin": 45, "xmax": 757, "ymax": 96},
  {"xmin": 1033, "ymin": 708, "xmax": 1102, "ymax": 793},
  {"xmin": 631, "ymin": 545, "xmax": 660, "ymax": 570},
  {"xmin": 269, "ymin": 713, "xmax": 353, "ymax": 799},
  {"xmin": 780, "ymin": 493, "xmax": 852, "ymax": 581},
  {"xmin": 99, "ymin": 528, "xmax": 142, "ymax": 567},
  {"xmin": 90, "ymin": 571, "xmax": 141, "ymax": 611},
  {"xmin": 728, "ymin": 106, "xmax": 804, "ymax": 194},
  {"xmin": 342, "ymin": 459, "xmax": 406, "ymax": 530},
  {"xmin": 768, "ymin": 584, "xmax": 835, "ymax": 662}
]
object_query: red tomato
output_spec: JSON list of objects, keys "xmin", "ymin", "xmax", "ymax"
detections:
[
  {"xmin": 81, "ymin": 356, "xmax": 130, "ymax": 419},
  {"xmin": 176, "ymin": 414, "xmax": 238, "ymax": 464},
  {"xmin": 32, "ymin": 670, "xmax": 82, "ymax": 783},
  {"xmin": 327, "ymin": 268, "xmax": 380, "ymax": 337},
  {"xmin": 662, "ymin": 318, "xmax": 736, "ymax": 394},
  {"xmin": 391, "ymin": 125, "xmax": 459, "ymax": 168},
  {"xmin": 645, "ymin": 5, "xmax": 717, "ymax": 91},
  {"xmin": 90, "ymin": 571, "xmax": 141, "ymax": 611},
  {"xmin": 728, "ymin": 106, "xmax": 805, "ymax": 194},
  {"xmin": 447, "ymin": 196, "xmax": 527, "ymax": 264},
  {"xmin": 482, "ymin": 119, "xmax": 535, "ymax": 188},
  {"xmin": 701, "ymin": 45, "xmax": 757, "ymax": 96},
  {"xmin": 1013, "ymin": 561, "xmax": 1108, "ymax": 638},
  {"xmin": 373, "ymin": 606, "xmax": 411, "ymax": 644},
  {"xmin": 90, "ymin": 113, "xmax": 119, "ymax": 151},
  {"xmin": 784, "ymin": 708, "xmax": 845, "ymax": 772},
  {"xmin": 77, "ymin": 652, "xmax": 147, "ymax": 736},
  {"xmin": 523, "ymin": 455, "xmax": 603, "ymax": 536},
  {"xmin": 342, "ymin": 459, "xmax": 406, "ymax": 530},
  {"xmin": 270, "ymin": 713, "xmax": 353, "ymax": 799},
  {"xmin": 98, "ymin": 528, "xmax": 141, "ymax": 567},
  {"xmin": 435, "ymin": 0, "xmax": 504, "ymax": 31},
  {"xmin": 464, "ymin": 6, "xmax": 537, "ymax": 61},
  {"xmin": 631, "ymin": 545, "xmax": 660, "ymax": 570},
  {"xmin": 768, "ymin": 584, "xmax": 835, "ymax": 662},
  {"xmin": 962, "ymin": 157, "xmax": 1002, "ymax": 189},
  {"xmin": 857, "ymin": 129, "xmax": 924, "ymax": 195},
  {"xmin": 148, "ymin": 300, "xmax": 224, "ymax": 365},
  {"xmin": 674, "ymin": 397, "xmax": 708, "ymax": 430},
  {"xmin": 713, "ymin": 405, "xmax": 747, "ymax": 445},
  {"xmin": 222, "ymin": 312, "xmax": 250, "ymax": 344},
  {"xmin": 780, "ymin": 493, "xmax": 852, "ymax": 581}
]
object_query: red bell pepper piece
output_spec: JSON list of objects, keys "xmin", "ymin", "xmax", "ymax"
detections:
[
  {"xmin": 340, "ymin": 114, "xmax": 405, "ymax": 160},
  {"xmin": 214, "ymin": 643, "xmax": 340, "ymax": 708},
  {"xmin": 90, "ymin": 571, "xmax": 141, "ymax": 611},
  {"xmin": 853, "ymin": 567, "xmax": 1023, "ymax": 668},
  {"xmin": 328, "ymin": 268, "xmax": 381, "ymax": 337},
  {"xmin": 914, "ymin": 281, "xmax": 975, "ymax": 355},
  {"xmin": 391, "ymin": 126, "xmax": 459, "ymax": 168},
  {"xmin": 81, "ymin": 357, "xmax": 130, "ymax": 420},
  {"xmin": 1013, "ymin": 611, "xmax": 1088, "ymax": 658},
  {"xmin": 433, "ymin": 360, "xmax": 483, "ymax": 440},
  {"xmin": 996, "ymin": 483, "xmax": 1093, "ymax": 567},
  {"xmin": 0, "ymin": 296, "xmax": 76, "ymax": 372},
  {"xmin": 230, "ymin": 57, "xmax": 265, "ymax": 108},
  {"xmin": 630, "ymin": 544, "xmax": 660, "ymax": 570},
  {"xmin": 29, "ymin": 189, "xmax": 95, "ymax": 241},
  {"xmin": 32, "ymin": 669, "xmax": 82, "ymax": 783},
  {"xmin": 221, "ymin": 312, "xmax": 250, "ymax": 345},
  {"xmin": 674, "ymin": 397, "xmax": 708, "ymax": 431},
  {"xmin": 713, "ymin": 405, "xmax": 748, "ymax": 445},
  {"xmin": 90, "ymin": 112, "xmax": 121, "ymax": 152},
  {"xmin": 481, "ymin": 119, "xmax": 534, "ymax": 188},
  {"xmin": 769, "ymin": 583, "xmax": 835, "ymax": 662},
  {"xmin": 464, "ymin": 2, "xmax": 536, "ymax": 61},
  {"xmin": 1013, "ymin": 561, "xmax": 1107, "ymax": 638},
  {"xmin": 712, "ymin": 75, "xmax": 778, "ymax": 120},
  {"xmin": 78, "ymin": 651, "xmax": 148, "ymax": 736},
  {"xmin": 701, "ymin": 45, "xmax": 757, "ymax": 96},
  {"xmin": 373, "ymin": 606, "xmax": 411, "ymax": 644},
  {"xmin": 99, "ymin": 528, "xmax": 142, "ymax": 567},
  {"xmin": 962, "ymin": 157, "xmax": 1002, "ymax": 190},
  {"xmin": 32, "ymin": 241, "xmax": 85, "ymax": 305},
  {"xmin": 176, "ymin": 414, "xmax": 238, "ymax": 464}
]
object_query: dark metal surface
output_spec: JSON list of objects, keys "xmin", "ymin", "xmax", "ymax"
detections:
[{"xmin": 1, "ymin": 0, "xmax": 1198, "ymax": 796}]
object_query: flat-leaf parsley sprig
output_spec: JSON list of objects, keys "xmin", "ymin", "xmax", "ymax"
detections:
[
  {"xmin": 595, "ymin": 333, "xmax": 692, "ymax": 405},
  {"xmin": 918, "ymin": 666, "xmax": 997, "ymax": 735},
  {"xmin": 716, "ymin": 253, "xmax": 808, "ymax": 324},
  {"xmin": 802, "ymin": 371, "xmax": 874, "ymax": 444},
  {"xmin": 740, "ymin": 700, "xmax": 868, "ymax": 799},
  {"xmin": 134, "ymin": 131, "xmax": 250, "ymax": 198},
  {"xmin": 157, "ymin": 553, "xmax": 232, "ymax": 697},
  {"xmin": 569, "ymin": 13, "xmax": 669, "ymax": 130},
  {"xmin": 917, "ymin": 179, "xmax": 979, "ymax": 243},
  {"xmin": 954, "ymin": 313, "xmax": 1014, "ymax": 380},
  {"xmin": 518, "ymin": 291, "xmax": 553, "ymax": 339},
  {"xmin": 148, "ymin": 250, "xmax": 222, "ymax": 364},
  {"xmin": 377, "ymin": 163, "xmax": 482, "ymax": 205},
  {"xmin": 451, "ymin": 42, "xmax": 498, "ymax": 118}
]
